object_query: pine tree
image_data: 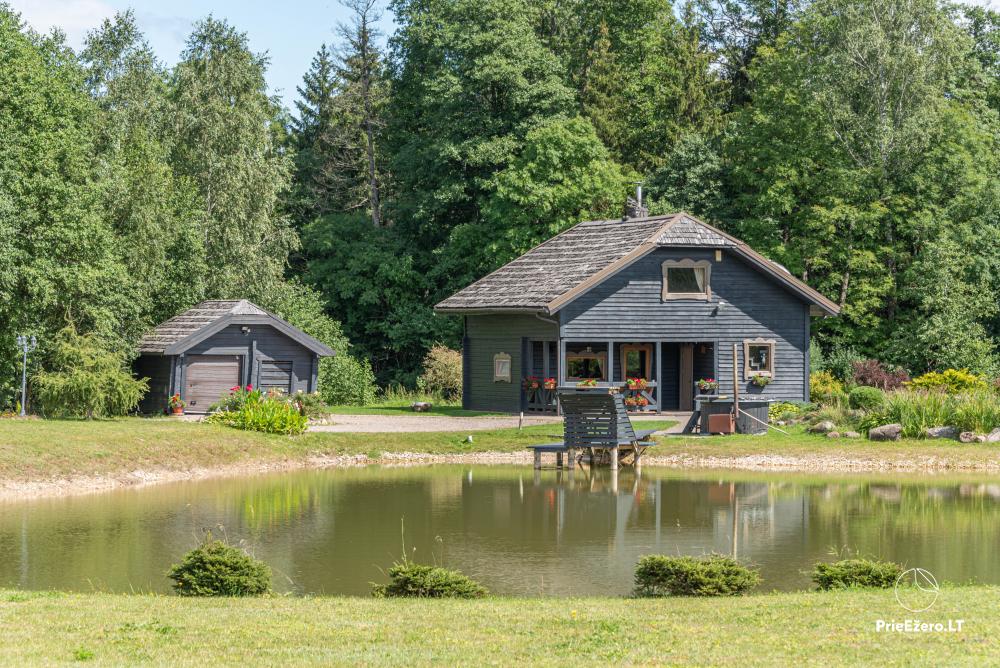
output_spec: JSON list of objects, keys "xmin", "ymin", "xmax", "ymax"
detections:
[{"xmin": 290, "ymin": 44, "xmax": 339, "ymax": 222}]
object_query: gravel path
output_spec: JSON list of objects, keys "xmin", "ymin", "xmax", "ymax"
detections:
[{"xmin": 308, "ymin": 413, "xmax": 563, "ymax": 433}]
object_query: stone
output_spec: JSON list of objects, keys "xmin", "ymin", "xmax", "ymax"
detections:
[
  {"xmin": 826, "ymin": 431, "xmax": 840, "ymax": 439},
  {"xmin": 868, "ymin": 423, "xmax": 902, "ymax": 441},
  {"xmin": 809, "ymin": 420, "xmax": 836, "ymax": 434},
  {"xmin": 987, "ymin": 428, "xmax": 1000, "ymax": 443},
  {"xmin": 959, "ymin": 431, "xmax": 987, "ymax": 443},
  {"xmin": 776, "ymin": 420, "xmax": 786, "ymax": 427},
  {"xmin": 411, "ymin": 402, "xmax": 433, "ymax": 412},
  {"xmin": 844, "ymin": 431, "xmax": 861, "ymax": 439},
  {"xmin": 924, "ymin": 426, "xmax": 959, "ymax": 440}
]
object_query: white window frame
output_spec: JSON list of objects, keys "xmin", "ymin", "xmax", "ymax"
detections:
[
  {"xmin": 493, "ymin": 353, "xmax": 512, "ymax": 383},
  {"xmin": 743, "ymin": 338, "xmax": 776, "ymax": 379},
  {"xmin": 661, "ymin": 259, "xmax": 712, "ymax": 301}
]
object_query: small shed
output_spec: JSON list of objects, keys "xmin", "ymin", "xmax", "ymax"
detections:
[{"xmin": 135, "ymin": 300, "xmax": 335, "ymax": 414}]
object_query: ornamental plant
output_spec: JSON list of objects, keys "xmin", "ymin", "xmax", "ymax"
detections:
[
  {"xmin": 372, "ymin": 562, "xmax": 488, "ymax": 599},
  {"xmin": 907, "ymin": 369, "xmax": 988, "ymax": 394},
  {"xmin": 811, "ymin": 559, "xmax": 902, "ymax": 590},
  {"xmin": 205, "ymin": 385, "xmax": 308, "ymax": 435},
  {"xmin": 522, "ymin": 376, "xmax": 541, "ymax": 391},
  {"xmin": 749, "ymin": 374, "xmax": 772, "ymax": 388},
  {"xmin": 633, "ymin": 554, "xmax": 760, "ymax": 597},
  {"xmin": 543, "ymin": 377, "xmax": 557, "ymax": 390},
  {"xmin": 697, "ymin": 378, "xmax": 718, "ymax": 392},
  {"xmin": 577, "ymin": 379, "xmax": 598, "ymax": 388},
  {"xmin": 167, "ymin": 394, "xmax": 186, "ymax": 410},
  {"xmin": 625, "ymin": 377, "xmax": 648, "ymax": 389},
  {"xmin": 851, "ymin": 359, "xmax": 909, "ymax": 391},
  {"xmin": 167, "ymin": 536, "xmax": 271, "ymax": 597}
]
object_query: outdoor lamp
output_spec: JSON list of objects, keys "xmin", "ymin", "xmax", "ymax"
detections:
[{"xmin": 16, "ymin": 334, "xmax": 37, "ymax": 417}]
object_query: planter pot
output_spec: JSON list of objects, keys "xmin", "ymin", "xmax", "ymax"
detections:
[{"xmin": 171, "ymin": 407, "xmax": 184, "ymax": 415}]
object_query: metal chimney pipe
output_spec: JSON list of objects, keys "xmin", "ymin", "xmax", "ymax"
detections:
[{"xmin": 635, "ymin": 182, "xmax": 643, "ymax": 208}]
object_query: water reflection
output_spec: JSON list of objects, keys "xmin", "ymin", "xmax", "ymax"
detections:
[{"xmin": 1, "ymin": 466, "xmax": 999, "ymax": 596}]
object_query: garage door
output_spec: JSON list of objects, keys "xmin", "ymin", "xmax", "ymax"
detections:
[
  {"xmin": 184, "ymin": 355, "xmax": 241, "ymax": 412},
  {"xmin": 259, "ymin": 361, "xmax": 293, "ymax": 394}
]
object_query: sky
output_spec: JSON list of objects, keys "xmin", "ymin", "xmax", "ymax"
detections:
[
  {"xmin": 8, "ymin": 0, "xmax": 395, "ymax": 112},
  {"xmin": 9, "ymin": 0, "xmax": 999, "ymax": 114}
]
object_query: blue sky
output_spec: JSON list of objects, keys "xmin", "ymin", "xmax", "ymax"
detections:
[{"xmin": 9, "ymin": 0, "xmax": 395, "ymax": 113}]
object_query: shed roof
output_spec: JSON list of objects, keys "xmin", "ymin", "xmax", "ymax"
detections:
[
  {"xmin": 434, "ymin": 213, "xmax": 840, "ymax": 316},
  {"xmin": 138, "ymin": 299, "xmax": 335, "ymax": 356}
]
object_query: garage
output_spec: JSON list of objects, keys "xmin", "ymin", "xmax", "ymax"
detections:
[{"xmin": 184, "ymin": 355, "xmax": 241, "ymax": 411}]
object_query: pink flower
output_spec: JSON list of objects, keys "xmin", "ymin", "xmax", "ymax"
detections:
[
  {"xmin": 245, "ymin": 384, "xmax": 253, "ymax": 391},
  {"xmin": 230, "ymin": 386, "xmax": 239, "ymax": 392}
]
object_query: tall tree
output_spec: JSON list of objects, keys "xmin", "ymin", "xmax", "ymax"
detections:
[
  {"xmin": 290, "ymin": 43, "xmax": 339, "ymax": 223},
  {"xmin": 169, "ymin": 17, "xmax": 296, "ymax": 300}
]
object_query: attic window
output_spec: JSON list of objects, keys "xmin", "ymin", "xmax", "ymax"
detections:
[
  {"xmin": 662, "ymin": 259, "xmax": 712, "ymax": 300},
  {"xmin": 743, "ymin": 339, "xmax": 775, "ymax": 378}
]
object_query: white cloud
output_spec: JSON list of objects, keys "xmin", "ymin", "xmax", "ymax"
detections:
[{"xmin": 8, "ymin": 0, "xmax": 117, "ymax": 48}]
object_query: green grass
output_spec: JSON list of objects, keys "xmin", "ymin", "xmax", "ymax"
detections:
[
  {"xmin": 324, "ymin": 404, "xmax": 503, "ymax": 417},
  {"xmin": 0, "ymin": 587, "xmax": 994, "ymax": 666},
  {"xmin": 0, "ymin": 418, "xmax": 675, "ymax": 483}
]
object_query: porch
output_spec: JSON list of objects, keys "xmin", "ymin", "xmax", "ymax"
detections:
[{"xmin": 522, "ymin": 339, "xmax": 717, "ymax": 414}]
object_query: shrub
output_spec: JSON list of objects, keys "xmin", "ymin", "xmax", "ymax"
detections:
[
  {"xmin": 205, "ymin": 387, "xmax": 308, "ymax": 435},
  {"xmin": 851, "ymin": 359, "xmax": 909, "ymax": 391},
  {"xmin": 848, "ymin": 386, "xmax": 886, "ymax": 411},
  {"xmin": 952, "ymin": 391, "xmax": 1000, "ymax": 434},
  {"xmin": 33, "ymin": 325, "xmax": 148, "ymax": 419},
  {"xmin": 418, "ymin": 345, "xmax": 463, "ymax": 399},
  {"xmin": 633, "ymin": 554, "xmax": 760, "ymax": 597},
  {"xmin": 810, "ymin": 371, "xmax": 845, "ymax": 405},
  {"xmin": 824, "ymin": 344, "xmax": 863, "ymax": 383},
  {"xmin": 809, "ymin": 338, "xmax": 825, "ymax": 374},
  {"xmin": 291, "ymin": 390, "xmax": 331, "ymax": 418},
  {"xmin": 769, "ymin": 401, "xmax": 808, "ymax": 422},
  {"xmin": 321, "ymin": 354, "xmax": 378, "ymax": 406},
  {"xmin": 372, "ymin": 562, "xmax": 487, "ymax": 599},
  {"xmin": 167, "ymin": 539, "xmax": 271, "ymax": 596},
  {"xmin": 908, "ymin": 369, "xmax": 988, "ymax": 394},
  {"xmin": 811, "ymin": 559, "xmax": 902, "ymax": 590},
  {"xmin": 862, "ymin": 389, "xmax": 1000, "ymax": 437}
]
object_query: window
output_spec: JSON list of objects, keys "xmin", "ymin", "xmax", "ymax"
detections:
[
  {"xmin": 743, "ymin": 339, "xmax": 775, "ymax": 378},
  {"xmin": 662, "ymin": 259, "xmax": 712, "ymax": 300},
  {"xmin": 620, "ymin": 344, "xmax": 652, "ymax": 380},
  {"xmin": 493, "ymin": 353, "xmax": 511, "ymax": 382},
  {"xmin": 566, "ymin": 350, "xmax": 607, "ymax": 381},
  {"xmin": 259, "ymin": 361, "xmax": 293, "ymax": 394}
]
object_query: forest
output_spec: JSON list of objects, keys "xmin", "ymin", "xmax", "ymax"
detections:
[{"xmin": 1, "ymin": 0, "xmax": 999, "ymax": 408}]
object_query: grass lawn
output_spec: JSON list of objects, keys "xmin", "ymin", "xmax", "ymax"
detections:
[
  {"xmin": 0, "ymin": 418, "xmax": 675, "ymax": 483},
  {"xmin": 324, "ymin": 404, "xmax": 503, "ymax": 417},
  {"xmin": 0, "ymin": 587, "xmax": 993, "ymax": 666}
]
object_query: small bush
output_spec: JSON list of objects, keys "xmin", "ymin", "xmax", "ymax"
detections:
[
  {"xmin": 851, "ymin": 359, "xmax": 909, "ymax": 391},
  {"xmin": 33, "ymin": 325, "xmax": 148, "ymax": 418},
  {"xmin": 205, "ymin": 387, "xmax": 308, "ymax": 435},
  {"xmin": 321, "ymin": 354, "xmax": 378, "ymax": 406},
  {"xmin": 811, "ymin": 559, "xmax": 902, "ymax": 590},
  {"xmin": 167, "ymin": 539, "xmax": 271, "ymax": 596},
  {"xmin": 908, "ymin": 369, "xmax": 988, "ymax": 394},
  {"xmin": 769, "ymin": 401, "xmax": 807, "ymax": 422},
  {"xmin": 372, "ymin": 562, "xmax": 487, "ymax": 599},
  {"xmin": 824, "ymin": 345, "xmax": 864, "ymax": 383},
  {"xmin": 849, "ymin": 386, "xmax": 886, "ymax": 411},
  {"xmin": 633, "ymin": 554, "xmax": 760, "ymax": 597},
  {"xmin": 418, "ymin": 345, "xmax": 463, "ymax": 399},
  {"xmin": 810, "ymin": 371, "xmax": 845, "ymax": 405}
]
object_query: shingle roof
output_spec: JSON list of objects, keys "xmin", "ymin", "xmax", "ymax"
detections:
[
  {"xmin": 435, "ymin": 213, "xmax": 840, "ymax": 316},
  {"xmin": 138, "ymin": 300, "xmax": 268, "ymax": 353}
]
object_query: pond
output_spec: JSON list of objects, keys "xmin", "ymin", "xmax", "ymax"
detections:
[{"xmin": 2, "ymin": 465, "xmax": 999, "ymax": 596}]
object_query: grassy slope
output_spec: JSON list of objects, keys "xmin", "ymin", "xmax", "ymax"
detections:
[
  {"xmin": 1, "ymin": 588, "xmax": 993, "ymax": 666},
  {"xmin": 0, "ymin": 419, "xmax": 674, "ymax": 482}
]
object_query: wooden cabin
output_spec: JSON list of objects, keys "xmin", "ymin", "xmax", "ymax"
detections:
[
  {"xmin": 135, "ymin": 300, "xmax": 334, "ymax": 414},
  {"xmin": 435, "ymin": 212, "xmax": 839, "ymax": 414}
]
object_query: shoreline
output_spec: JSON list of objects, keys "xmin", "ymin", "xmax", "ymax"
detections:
[{"xmin": 4, "ymin": 447, "xmax": 1000, "ymax": 502}]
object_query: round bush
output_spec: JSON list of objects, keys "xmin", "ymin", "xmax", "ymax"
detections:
[
  {"xmin": 849, "ymin": 386, "xmax": 886, "ymax": 411},
  {"xmin": 811, "ymin": 559, "xmax": 902, "ymax": 590},
  {"xmin": 167, "ymin": 540, "xmax": 271, "ymax": 596},
  {"xmin": 372, "ymin": 562, "xmax": 487, "ymax": 599},
  {"xmin": 633, "ymin": 554, "xmax": 760, "ymax": 597}
]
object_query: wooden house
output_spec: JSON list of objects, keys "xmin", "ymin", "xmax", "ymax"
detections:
[
  {"xmin": 435, "ymin": 212, "xmax": 839, "ymax": 414},
  {"xmin": 135, "ymin": 300, "xmax": 334, "ymax": 413}
]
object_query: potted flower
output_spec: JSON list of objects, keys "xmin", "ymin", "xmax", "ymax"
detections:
[
  {"xmin": 624, "ymin": 397, "xmax": 638, "ymax": 408},
  {"xmin": 577, "ymin": 378, "xmax": 598, "ymax": 388},
  {"xmin": 697, "ymin": 378, "xmax": 719, "ymax": 393},
  {"xmin": 749, "ymin": 374, "xmax": 772, "ymax": 388},
  {"xmin": 635, "ymin": 396, "xmax": 649, "ymax": 408},
  {"xmin": 168, "ymin": 393, "xmax": 186, "ymax": 415},
  {"xmin": 522, "ymin": 376, "xmax": 541, "ymax": 391},
  {"xmin": 543, "ymin": 377, "xmax": 557, "ymax": 390},
  {"xmin": 625, "ymin": 377, "xmax": 648, "ymax": 390}
]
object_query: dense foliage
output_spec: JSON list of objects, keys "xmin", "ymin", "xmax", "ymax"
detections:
[
  {"xmin": 3, "ymin": 0, "xmax": 1000, "ymax": 396},
  {"xmin": 205, "ymin": 387, "xmax": 309, "ymax": 435},
  {"xmin": 811, "ymin": 559, "xmax": 903, "ymax": 590},
  {"xmin": 633, "ymin": 554, "xmax": 761, "ymax": 597},
  {"xmin": 33, "ymin": 326, "xmax": 148, "ymax": 418},
  {"xmin": 372, "ymin": 562, "xmax": 488, "ymax": 599},
  {"xmin": 417, "ymin": 346, "xmax": 462, "ymax": 399},
  {"xmin": 167, "ymin": 538, "xmax": 272, "ymax": 596}
]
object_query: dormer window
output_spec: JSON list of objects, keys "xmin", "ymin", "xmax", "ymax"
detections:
[{"xmin": 662, "ymin": 259, "xmax": 712, "ymax": 300}]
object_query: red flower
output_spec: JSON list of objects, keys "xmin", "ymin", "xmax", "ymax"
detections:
[
  {"xmin": 245, "ymin": 384, "xmax": 253, "ymax": 391},
  {"xmin": 230, "ymin": 386, "xmax": 239, "ymax": 392}
]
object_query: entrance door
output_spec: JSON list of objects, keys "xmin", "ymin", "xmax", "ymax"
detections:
[
  {"xmin": 679, "ymin": 344, "xmax": 694, "ymax": 410},
  {"xmin": 184, "ymin": 355, "xmax": 240, "ymax": 412}
]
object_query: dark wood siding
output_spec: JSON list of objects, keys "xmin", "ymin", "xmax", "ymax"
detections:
[
  {"xmin": 135, "ymin": 354, "xmax": 172, "ymax": 414},
  {"xmin": 465, "ymin": 314, "xmax": 558, "ymax": 412},
  {"xmin": 559, "ymin": 248, "xmax": 810, "ymax": 402},
  {"xmin": 259, "ymin": 361, "xmax": 293, "ymax": 393}
]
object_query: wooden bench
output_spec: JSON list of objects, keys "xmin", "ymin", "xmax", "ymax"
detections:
[{"xmin": 528, "ymin": 390, "xmax": 658, "ymax": 469}]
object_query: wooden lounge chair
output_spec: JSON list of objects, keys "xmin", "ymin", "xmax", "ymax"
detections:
[{"xmin": 528, "ymin": 390, "xmax": 658, "ymax": 469}]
